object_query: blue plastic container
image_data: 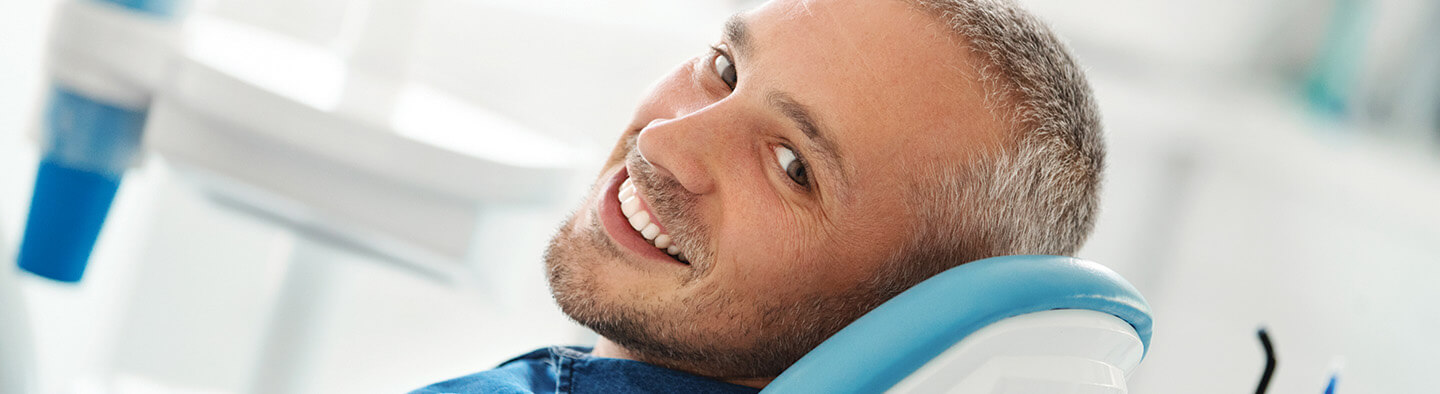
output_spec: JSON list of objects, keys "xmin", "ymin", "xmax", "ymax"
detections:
[{"xmin": 17, "ymin": 86, "xmax": 146, "ymax": 282}]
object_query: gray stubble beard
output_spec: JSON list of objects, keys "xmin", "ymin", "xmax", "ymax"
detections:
[
  {"xmin": 541, "ymin": 150, "xmax": 897, "ymax": 379},
  {"xmin": 542, "ymin": 204, "xmax": 894, "ymax": 379}
]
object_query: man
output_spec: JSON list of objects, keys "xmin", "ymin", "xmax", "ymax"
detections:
[{"xmin": 414, "ymin": 0, "xmax": 1101, "ymax": 392}]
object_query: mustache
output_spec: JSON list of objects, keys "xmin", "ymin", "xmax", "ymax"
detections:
[{"xmin": 624, "ymin": 143, "xmax": 714, "ymax": 278}]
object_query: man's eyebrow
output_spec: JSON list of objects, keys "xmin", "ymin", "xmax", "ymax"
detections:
[
  {"xmin": 726, "ymin": 14, "xmax": 851, "ymax": 198},
  {"xmin": 723, "ymin": 13, "xmax": 751, "ymax": 55},
  {"xmin": 769, "ymin": 91, "xmax": 851, "ymax": 195}
]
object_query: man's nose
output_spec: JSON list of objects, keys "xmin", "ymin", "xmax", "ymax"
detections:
[{"xmin": 635, "ymin": 115, "xmax": 729, "ymax": 195}]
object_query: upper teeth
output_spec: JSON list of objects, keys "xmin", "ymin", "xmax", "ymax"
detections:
[{"xmin": 618, "ymin": 176, "xmax": 687, "ymax": 261}]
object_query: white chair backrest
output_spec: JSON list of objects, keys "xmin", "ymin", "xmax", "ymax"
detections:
[
  {"xmin": 889, "ymin": 309, "xmax": 1145, "ymax": 394},
  {"xmin": 761, "ymin": 256, "xmax": 1152, "ymax": 394}
]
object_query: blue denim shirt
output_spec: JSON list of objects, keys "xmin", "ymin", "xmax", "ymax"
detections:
[{"xmin": 410, "ymin": 347, "xmax": 762, "ymax": 394}]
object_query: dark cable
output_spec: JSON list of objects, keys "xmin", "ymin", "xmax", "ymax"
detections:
[{"xmin": 1256, "ymin": 328, "xmax": 1277, "ymax": 394}]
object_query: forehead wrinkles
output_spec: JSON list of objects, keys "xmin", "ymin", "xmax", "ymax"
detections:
[
  {"xmin": 755, "ymin": 0, "xmax": 976, "ymax": 151},
  {"xmin": 769, "ymin": 0, "xmax": 883, "ymax": 97}
]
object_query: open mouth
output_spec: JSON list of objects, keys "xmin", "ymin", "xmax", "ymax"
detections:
[
  {"xmin": 600, "ymin": 167, "xmax": 689, "ymax": 265},
  {"xmin": 616, "ymin": 174, "xmax": 688, "ymax": 263}
]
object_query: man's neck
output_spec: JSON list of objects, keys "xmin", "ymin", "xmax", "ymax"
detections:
[{"xmin": 591, "ymin": 337, "xmax": 775, "ymax": 389}]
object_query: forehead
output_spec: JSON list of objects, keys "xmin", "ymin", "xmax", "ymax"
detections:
[{"xmin": 743, "ymin": 0, "xmax": 1004, "ymax": 186}]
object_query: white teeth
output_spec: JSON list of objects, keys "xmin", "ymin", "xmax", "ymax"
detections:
[
  {"xmin": 617, "ymin": 175, "xmax": 687, "ymax": 262},
  {"xmin": 620, "ymin": 195, "xmax": 641, "ymax": 216},
  {"xmin": 627, "ymin": 211, "xmax": 650, "ymax": 232}
]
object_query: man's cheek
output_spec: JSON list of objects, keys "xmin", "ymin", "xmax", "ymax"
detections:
[{"xmin": 721, "ymin": 236, "xmax": 812, "ymax": 285}]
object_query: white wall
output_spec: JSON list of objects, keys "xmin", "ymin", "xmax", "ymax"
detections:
[{"xmin": 1024, "ymin": 1, "xmax": 1440, "ymax": 392}]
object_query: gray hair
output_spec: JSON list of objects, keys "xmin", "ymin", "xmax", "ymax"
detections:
[{"xmin": 872, "ymin": 0, "xmax": 1106, "ymax": 295}]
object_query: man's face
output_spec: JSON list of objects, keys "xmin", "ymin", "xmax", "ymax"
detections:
[{"xmin": 545, "ymin": 0, "xmax": 1004, "ymax": 379}]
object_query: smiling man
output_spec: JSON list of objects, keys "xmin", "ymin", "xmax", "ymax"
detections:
[{"xmin": 414, "ymin": 0, "xmax": 1101, "ymax": 392}]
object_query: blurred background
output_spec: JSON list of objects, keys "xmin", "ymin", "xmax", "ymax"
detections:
[{"xmin": 1, "ymin": 0, "xmax": 1437, "ymax": 393}]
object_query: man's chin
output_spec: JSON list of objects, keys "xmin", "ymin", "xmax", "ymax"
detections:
[
  {"xmin": 540, "ymin": 167, "xmax": 844, "ymax": 381},
  {"xmin": 544, "ymin": 229, "xmax": 801, "ymax": 380}
]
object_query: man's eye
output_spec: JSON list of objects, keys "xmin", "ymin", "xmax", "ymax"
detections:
[
  {"xmin": 773, "ymin": 146, "xmax": 809, "ymax": 187},
  {"xmin": 711, "ymin": 45, "xmax": 738, "ymax": 90}
]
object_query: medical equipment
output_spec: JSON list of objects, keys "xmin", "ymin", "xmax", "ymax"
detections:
[
  {"xmin": 1256, "ymin": 328, "xmax": 1276, "ymax": 394},
  {"xmin": 763, "ymin": 255, "xmax": 1152, "ymax": 394},
  {"xmin": 17, "ymin": 0, "xmax": 179, "ymax": 282},
  {"xmin": 20, "ymin": 0, "xmax": 582, "ymax": 284},
  {"xmin": 15, "ymin": 0, "xmax": 583, "ymax": 392}
]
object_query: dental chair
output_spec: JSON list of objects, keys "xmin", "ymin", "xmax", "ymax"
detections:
[{"xmin": 763, "ymin": 255, "xmax": 1152, "ymax": 394}]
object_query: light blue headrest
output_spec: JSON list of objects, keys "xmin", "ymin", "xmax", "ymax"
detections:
[{"xmin": 763, "ymin": 255, "xmax": 1152, "ymax": 394}]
